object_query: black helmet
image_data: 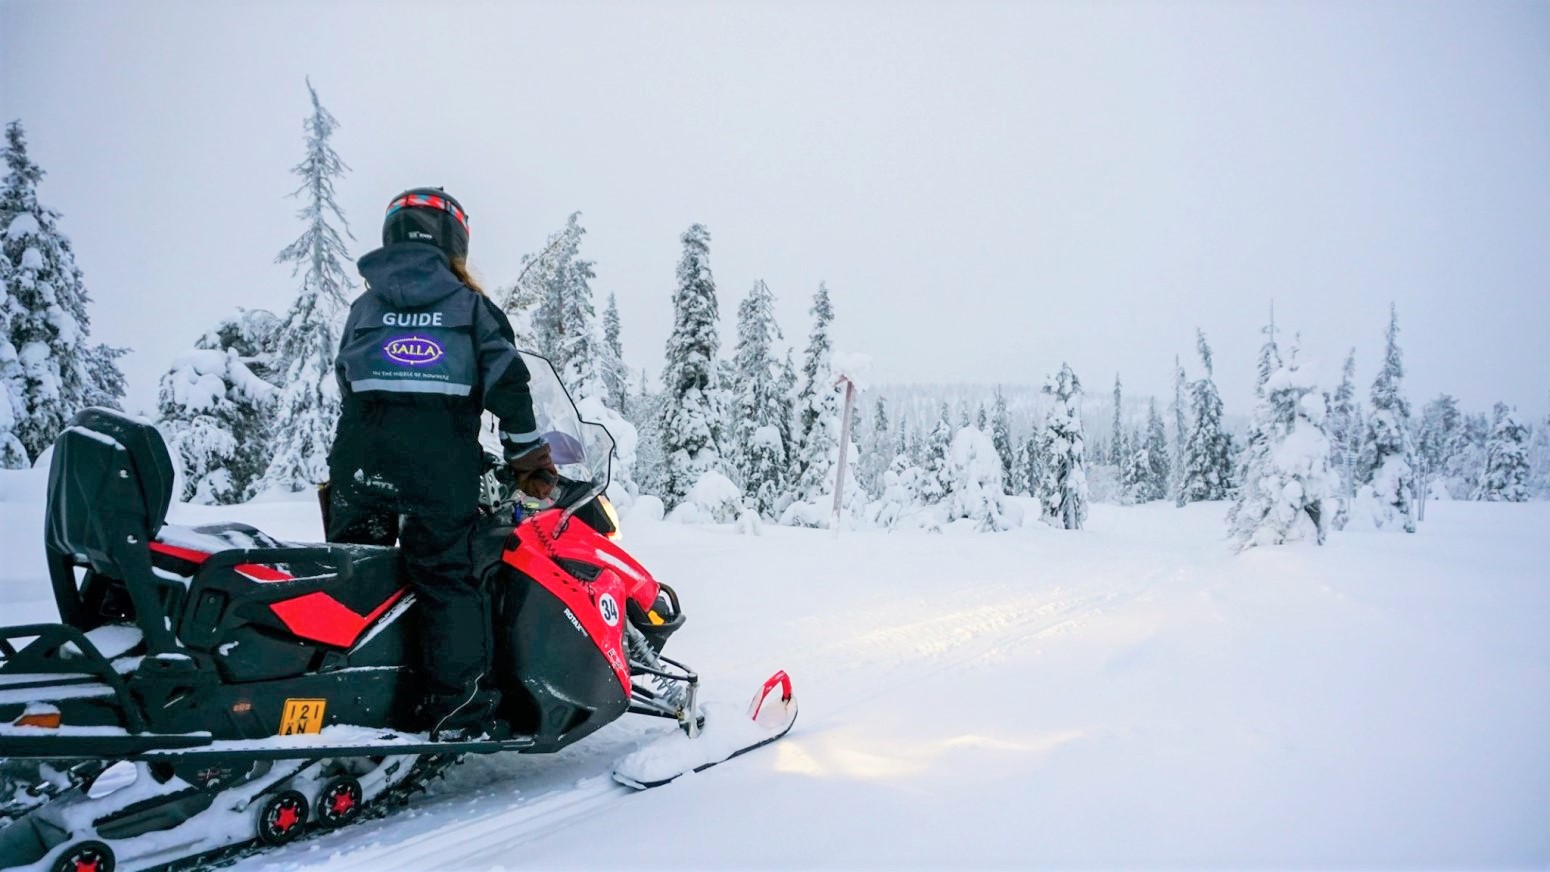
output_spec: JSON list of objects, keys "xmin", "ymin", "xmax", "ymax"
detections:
[{"xmin": 382, "ymin": 187, "xmax": 470, "ymax": 261}]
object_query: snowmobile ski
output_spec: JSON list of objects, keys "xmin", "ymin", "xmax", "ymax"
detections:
[{"xmin": 613, "ymin": 670, "xmax": 797, "ymax": 790}]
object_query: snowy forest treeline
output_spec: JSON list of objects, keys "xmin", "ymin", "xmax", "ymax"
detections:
[{"xmin": 4, "ymin": 86, "xmax": 1549, "ymax": 550}]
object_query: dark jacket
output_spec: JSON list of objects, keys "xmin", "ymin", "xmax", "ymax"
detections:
[{"xmin": 330, "ymin": 242, "xmax": 537, "ymax": 511}]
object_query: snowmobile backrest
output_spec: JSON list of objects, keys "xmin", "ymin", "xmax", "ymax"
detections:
[{"xmin": 44, "ymin": 408, "xmax": 179, "ymax": 650}]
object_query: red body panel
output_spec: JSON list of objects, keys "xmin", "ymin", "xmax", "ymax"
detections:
[
  {"xmin": 503, "ymin": 510, "xmax": 657, "ymax": 694},
  {"xmin": 268, "ymin": 589, "xmax": 408, "ymax": 649}
]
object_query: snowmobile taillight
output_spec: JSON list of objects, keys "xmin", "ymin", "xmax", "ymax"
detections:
[
  {"xmin": 646, "ymin": 610, "xmax": 666, "ymax": 626},
  {"xmin": 13, "ymin": 711, "xmax": 61, "ymax": 729}
]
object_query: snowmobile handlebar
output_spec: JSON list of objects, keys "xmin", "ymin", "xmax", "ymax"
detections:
[{"xmin": 480, "ymin": 451, "xmax": 601, "ymax": 515}]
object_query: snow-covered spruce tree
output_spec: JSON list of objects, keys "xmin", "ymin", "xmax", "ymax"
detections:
[
  {"xmin": 157, "ymin": 345, "xmax": 278, "ymax": 504},
  {"xmin": 1120, "ymin": 425, "xmax": 1148, "ymax": 504},
  {"xmin": 532, "ymin": 213, "xmax": 602, "ymax": 398},
  {"xmin": 1326, "ymin": 348, "xmax": 1362, "ymax": 529},
  {"xmin": 1229, "ymin": 309, "xmax": 1283, "ymax": 529},
  {"xmin": 656, "ymin": 224, "xmax": 725, "ymax": 508},
  {"xmin": 1021, "ymin": 432, "xmax": 1042, "ymax": 499},
  {"xmin": 1415, "ymin": 394, "xmax": 1461, "ymax": 517},
  {"xmin": 856, "ymin": 397, "xmax": 892, "ymax": 499},
  {"xmin": 730, "ymin": 279, "xmax": 787, "ymax": 515},
  {"xmin": 975, "ymin": 403, "xmax": 988, "ymax": 433},
  {"xmin": 1178, "ymin": 330, "xmax": 1234, "ymax": 504},
  {"xmin": 1447, "ymin": 411, "xmax": 1490, "ymax": 499},
  {"xmin": 991, "ymin": 387, "xmax": 1015, "ymax": 494},
  {"xmin": 944, "ymin": 426, "xmax": 1015, "ymax": 531},
  {"xmin": 156, "ymin": 308, "xmax": 282, "ymax": 503},
  {"xmin": 628, "ymin": 370, "xmax": 666, "ymax": 497},
  {"xmin": 255, "ymin": 81, "xmax": 354, "ymax": 495},
  {"xmin": 787, "ymin": 282, "xmax": 838, "ymax": 508},
  {"xmin": 1228, "ymin": 342, "xmax": 1334, "ymax": 549},
  {"xmin": 1110, "ymin": 374, "xmax": 1124, "ymax": 467},
  {"xmin": 1169, "ymin": 355, "xmax": 1189, "ymax": 501},
  {"xmin": 1138, "ymin": 398, "xmax": 1170, "ymax": 503},
  {"xmin": 497, "ymin": 215, "xmax": 583, "ymax": 351},
  {"xmin": 2, "ymin": 120, "xmax": 127, "ymax": 462},
  {"xmin": 1353, "ymin": 304, "xmax": 1416, "ymax": 532},
  {"xmin": 0, "ymin": 252, "xmax": 26, "ymax": 468},
  {"xmin": 1037, "ymin": 363, "xmax": 1088, "ymax": 530},
  {"xmin": 1531, "ymin": 410, "xmax": 1550, "ymax": 499},
  {"xmin": 1474, "ymin": 403, "xmax": 1530, "ymax": 502},
  {"xmin": 602, "ymin": 291, "xmax": 628, "ymax": 413},
  {"xmin": 776, "ymin": 349, "xmax": 799, "ymax": 475},
  {"xmin": 918, "ymin": 404, "xmax": 954, "ymax": 511},
  {"xmin": 197, "ymin": 308, "xmax": 281, "ymax": 380}
]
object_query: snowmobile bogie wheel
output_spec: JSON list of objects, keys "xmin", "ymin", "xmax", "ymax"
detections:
[
  {"xmin": 256, "ymin": 790, "xmax": 309, "ymax": 845},
  {"xmin": 51, "ymin": 840, "xmax": 115, "ymax": 872},
  {"xmin": 317, "ymin": 777, "xmax": 363, "ymax": 828}
]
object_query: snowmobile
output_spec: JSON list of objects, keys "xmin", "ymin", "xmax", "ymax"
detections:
[{"xmin": 0, "ymin": 352, "xmax": 796, "ymax": 872}]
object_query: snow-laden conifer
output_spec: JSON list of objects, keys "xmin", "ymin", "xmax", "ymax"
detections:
[
  {"xmin": 157, "ymin": 347, "xmax": 278, "ymax": 504},
  {"xmin": 991, "ymin": 388, "xmax": 1015, "ymax": 494},
  {"xmin": 1443, "ymin": 411, "xmax": 1490, "ymax": 499},
  {"xmin": 1110, "ymin": 374, "xmax": 1124, "ymax": 467},
  {"xmin": 498, "ymin": 215, "xmax": 583, "ymax": 350},
  {"xmin": 944, "ymin": 427, "xmax": 1016, "ymax": 531},
  {"xmin": 530, "ymin": 213, "xmax": 602, "ymax": 399},
  {"xmin": 1327, "ymin": 349, "xmax": 1362, "ymax": 528},
  {"xmin": 0, "ymin": 252, "xmax": 26, "ymax": 468},
  {"xmin": 1353, "ymin": 305, "xmax": 1416, "ymax": 532},
  {"xmin": 919, "ymin": 403, "xmax": 954, "ymax": 509},
  {"xmin": 656, "ymin": 224, "xmax": 724, "ymax": 507},
  {"xmin": 1474, "ymin": 403, "xmax": 1530, "ymax": 502},
  {"xmin": 628, "ymin": 370, "xmax": 666, "ymax": 497},
  {"xmin": 1178, "ymin": 330, "xmax": 1234, "ymax": 504},
  {"xmin": 788, "ymin": 283, "xmax": 838, "ymax": 506},
  {"xmin": 777, "ymin": 349, "xmax": 799, "ymax": 475},
  {"xmin": 1229, "ymin": 341, "xmax": 1334, "ymax": 548},
  {"xmin": 1531, "ymin": 411, "xmax": 1550, "ymax": 499},
  {"xmin": 1230, "ymin": 309, "xmax": 1283, "ymax": 524},
  {"xmin": 1137, "ymin": 399, "xmax": 1170, "ymax": 503},
  {"xmin": 1119, "ymin": 425, "xmax": 1148, "ymax": 504},
  {"xmin": 1, "ymin": 121, "xmax": 127, "ymax": 462},
  {"xmin": 1021, "ymin": 433, "xmax": 1042, "ymax": 500},
  {"xmin": 1415, "ymin": 394, "xmax": 1461, "ymax": 516},
  {"xmin": 255, "ymin": 82, "xmax": 354, "ymax": 494},
  {"xmin": 1037, "ymin": 363, "xmax": 1088, "ymax": 530},
  {"xmin": 1169, "ymin": 355, "xmax": 1189, "ymax": 501},
  {"xmin": 857, "ymin": 397, "xmax": 893, "ymax": 499},
  {"xmin": 730, "ymin": 279, "xmax": 787, "ymax": 515},
  {"xmin": 602, "ymin": 292, "xmax": 628, "ymax": 412}
]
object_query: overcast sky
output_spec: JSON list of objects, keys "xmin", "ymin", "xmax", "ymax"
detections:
[{"xmin": 2, "ymin": 0, "xmax": 1547, "ymax": 419}]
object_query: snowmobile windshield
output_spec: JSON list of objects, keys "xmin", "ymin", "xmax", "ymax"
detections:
[{"xmin": 517, "ymin": 351, "xmax": 615, "ymax": 496}]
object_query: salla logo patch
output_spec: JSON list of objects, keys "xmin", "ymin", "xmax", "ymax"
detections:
[{"xmin": 383, "ymin": 335, "xmax": 445, "ymax": 366}]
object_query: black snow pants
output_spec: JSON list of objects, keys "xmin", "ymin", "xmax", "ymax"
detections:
[{"xmin": 325, "ymin": 447, "xmax": 496, "ymax": 733}]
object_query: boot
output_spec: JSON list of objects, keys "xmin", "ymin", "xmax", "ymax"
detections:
[{"xmin": 421, "ymin": 684, "xmax": 502, "ymax": 742}]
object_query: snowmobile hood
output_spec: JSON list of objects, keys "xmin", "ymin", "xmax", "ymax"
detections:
[{"xmin": 357, "ymin": 242, "xmax": 468, "ymax": 309}]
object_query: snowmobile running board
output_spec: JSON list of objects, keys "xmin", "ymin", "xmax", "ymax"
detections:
[{"xmin": 0, "ymin": 731, "xmax": 538, "ymax": 764}]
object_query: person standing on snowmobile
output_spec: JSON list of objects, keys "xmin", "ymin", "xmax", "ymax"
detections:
[{"xmin": 328, "ymin": 187, "xmax": 557, "ymax": 741}]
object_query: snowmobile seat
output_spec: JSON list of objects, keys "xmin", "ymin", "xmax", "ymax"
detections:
[{"xmin": 44, "ymin": 408, "xmax": 184, "ymax": 654}]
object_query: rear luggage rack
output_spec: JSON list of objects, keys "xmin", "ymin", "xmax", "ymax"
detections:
[{"xmin": 0, "ymin": 624, "xmax": 145, "ymax": 732}]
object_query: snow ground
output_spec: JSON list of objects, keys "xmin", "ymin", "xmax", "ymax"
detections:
[{"xmin": 2, "ymin": 469, "xmax": 1547, "ymax": 869}]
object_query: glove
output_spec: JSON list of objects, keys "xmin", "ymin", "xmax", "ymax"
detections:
[{"xmin": 506, "ymin": 439, "xmax": 558, "ymax": 499}]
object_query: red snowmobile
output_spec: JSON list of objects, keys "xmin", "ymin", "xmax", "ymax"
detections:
[{"xmin": 0, "ymin": 353, "xmax": 795, "ymax": 872}]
